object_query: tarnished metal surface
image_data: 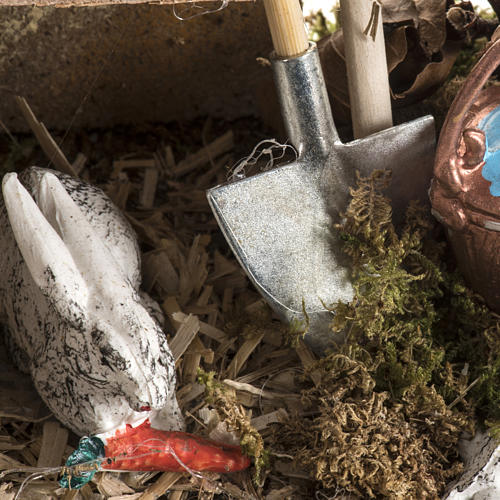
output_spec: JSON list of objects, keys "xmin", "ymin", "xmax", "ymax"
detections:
[
  {"xmin": 430, "ymin": 39, "xmax": 500, "ymax": 314},
  {"xmin": 208, "ymin": 44, "xmax": 435, "ymax": 354}
]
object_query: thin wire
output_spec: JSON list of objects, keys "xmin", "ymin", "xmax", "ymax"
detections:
[
  {"xmin": 47, "ymin": 23, "xmax": 128, "ymax": 171},
  {"xmin": 172, "ymin": 0, "xmax": 229, "ymax": 21},
  {"xmin": 102, "ymin": 438, "xmax": 205, "ymax": 479},
  {"xmin": 228, "ymin": 139, "xmax": 298, "ymax": 181}
]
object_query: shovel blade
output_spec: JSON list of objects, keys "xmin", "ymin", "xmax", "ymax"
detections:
[{"xmin": 208, "ymin": 115, "xmax": 435, "ymax": 353}]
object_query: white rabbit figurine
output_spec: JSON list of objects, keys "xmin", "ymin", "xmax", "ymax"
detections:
[{"xmin": 0, "ymin": 167, "xmax": 184, "ymax": 436}]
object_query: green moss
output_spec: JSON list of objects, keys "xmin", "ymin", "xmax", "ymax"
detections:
[
  {"xmin": 333, "ymin": 170, "xmax": 500, "ymax": 427},
  {"xmin": 197, "ymin": 368, "xmax": 268, "ymax": 483},
  {"xmin": 274, "ymin": 170, "xmax": 500, "ymax": 497}
]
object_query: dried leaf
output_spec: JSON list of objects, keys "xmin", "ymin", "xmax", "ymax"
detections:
[{"xmin": 414, "ymin": 0, "xmax": 447, "ymax": 56}]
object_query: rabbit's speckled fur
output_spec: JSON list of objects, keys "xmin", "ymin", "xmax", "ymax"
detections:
[{"xmin": 0, "ymin": 167, "xmax": 184, "ymax": 436}]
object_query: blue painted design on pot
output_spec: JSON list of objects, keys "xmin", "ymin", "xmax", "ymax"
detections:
[{"xmin": 479, "ymin": 105, "xmax": 500, "ymax": 196}]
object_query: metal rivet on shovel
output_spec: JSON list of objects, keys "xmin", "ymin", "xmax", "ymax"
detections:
[{"xmin": 207, "ymin": 0, "xmax": 436, "ymax": 354}]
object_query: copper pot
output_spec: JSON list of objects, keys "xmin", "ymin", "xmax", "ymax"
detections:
[{"xmin": 430, "ymin": 39, "xmax": 500, "ymax": 312}]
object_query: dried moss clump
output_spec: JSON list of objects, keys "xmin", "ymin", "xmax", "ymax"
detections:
[
  {"xmin": 278, "ymin": 355, "xmax": 465, "ymax": 498},
  {"xmin": 197, "ymin": 369, "xmax": 268, "ymax": 482},
  {"xmin": 275, "ymin": 171, "xmax": 500, "ymax": 498}
]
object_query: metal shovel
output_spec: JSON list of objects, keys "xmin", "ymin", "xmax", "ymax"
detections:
[{"xmin": 207, "ymin": 0, "xmax": 435, "ymax": 354}]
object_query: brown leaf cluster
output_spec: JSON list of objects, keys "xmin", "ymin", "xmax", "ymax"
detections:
[{"xmin": 318, "ymin": 0, "xmax": 496, "ymax": 126}]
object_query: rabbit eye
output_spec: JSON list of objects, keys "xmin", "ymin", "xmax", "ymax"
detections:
[{"xmin": 140, "ymin": 405, "xmax": 151, "ymax": 412}]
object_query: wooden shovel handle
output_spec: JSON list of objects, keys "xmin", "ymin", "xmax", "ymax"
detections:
[
  {"xmin": 263, "ymin": 0, "xmax": 309, "ymax": 58},
  {"xmin": 340, "ymin": 0, "xmax": 393, "ymax": 138}
]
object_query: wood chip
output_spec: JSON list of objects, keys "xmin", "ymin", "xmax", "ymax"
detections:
[
  {"xmin": 177, "ymin": 383, "xmax": 205, "ymax": 408},
  {"xmin": 142, "ymin": 251, "xmax": 179, "ymax": 295},
  {"xmin": 251, "ymin": 409, "xmax": 289, "ymax": 431},
  {"xmin": 138, "ymin": 472, "xmax": 183, "ymax": 500},
  {"xmin": 165, "ymin": 145, "xmax": 176, "ymax": 172},
  {"xmin": 226, "ymin": 332, "xmax": 265, "ymax": 379},
  {"xmin": 72, "ymin": 152, "xmax": 88, "ymax": 175},
  {"xmin": 139, "ymin": 167, "xmax": 160, "ymax": 209},
  {"xmin": 167, "ymin": 490, "xmax": 184, "ymax": 500},
  {"xmin": 109, "ymin": 494, "xmax": 143, "ymax": 500},
  {"xmin": 223, "ymin": 379, "xmax": 298, "ymax": 403},
  {"xmin": 96, "ymin": 473, "xmax": 136, "ymax": 496},
  {"xmin": 170, "ymin": 314, "xmax": 200, "ymax": 362},
  {"xmin": 196, "ymin": 285, "xmax": 213, "ymax": 307},
  {"xmin": 113, "ymin": 158, "xmax": 156, "ymax": 173},
  {"xmin": 173, "ymin": 130, "xmax": 234, "ymax": 177},
  {"xmin": 15, "ymin": 96, "xmax": 77, "ymax": 177},
  {"xmin": 172, "ymin": 311, "xmax": 227, "ymax": 343},
  {"xmin": 295, "ymin": 339, "xmax": 322, "ymax": 386},
  {"xmin": 235, "ymin": 357, "xmax": 293, "ymax": 384},
  {"xmin": 182, "ymin": 336, "xmax": 205, "ymax": 384},
  {"xmin": 265, "ymin": 485, "xmax": 297, "ymax": 500},
  {"xmin": 36, "ymin": 421, "xmax": 68, "ymax": 467}
]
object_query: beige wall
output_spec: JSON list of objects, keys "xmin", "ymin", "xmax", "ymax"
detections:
[{"xmin": 0, "ymin": 1, "xmax": 272, "ymax": 131}]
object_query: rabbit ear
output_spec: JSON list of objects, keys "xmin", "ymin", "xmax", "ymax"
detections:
[
  {"xmin": 37, "ymin": 172, "xmax": 131, "ymax": 301},
  {"xmin": 2, "ymin": 173, "xmax": 89, "ymax": 319}
]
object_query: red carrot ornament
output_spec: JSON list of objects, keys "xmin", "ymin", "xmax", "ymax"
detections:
[{"xmin": 60, "ymin": 419, "xmax": 250, "ymax": 489}]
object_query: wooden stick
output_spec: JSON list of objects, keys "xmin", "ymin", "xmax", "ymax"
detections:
[
  {"xmin": 15, "ymin": 96, "xmax": 77, "ymax": 177},
  {"xmin": 263, "ymin": 0, "xmax": 309, "ymax": 58},
  {"xmin": 339, "ymin": 0, "xmax": 393, "ymax": 138}
]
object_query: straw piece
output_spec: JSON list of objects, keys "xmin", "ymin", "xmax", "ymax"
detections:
[
  {"xmin": 142, "ymin": 251, "xmax": 179, "ymax": 295},
  {"xmin": 109, "ymin": 493, "xmax": 142, "ymax": 500},
  {"xmin": 177, "ymin": 383, "xmax": 205, "ymax": 408},
  {"xmin": 295, "ymin": 339, "xmax": 322, "ymax": 386},
  {"xmin": 170, "ymin": 314, "xmax": 200, "ymax": 362},
  {"xmin": 36, "ymin": 421, "xmax": 68, "ymax": 467},
  {"xmin": 139, "ymin": 167, "xmax": 159, "ymax": 209},
  {"xmin": 15, "ymin": 96, "xmax": 77, "ymax": 177},
  {"xmin": 113, "ymin": 158, "xmax": 156, "ymax": 172},
  {"xmin": 235, "ymin": 357, "xmax": 292, "ymax": 384},
  {"xmin": 138, "ymin": 472, "xmax": 182, "ymax": 500},
  {"xmin": 72, "ymin": 153, "xmax": 88, "ymax": 175},
  {"xmin": 226, "ymin": 332, "xmax": 265, "ymax": 379},
  {"xmin": 223, "ymin": 379, "xmax": 297, "ymax": 402},
  {"xmin": 96, "ymin": 473, "xmax": 136, "ymax": 496},
  {"xmin": 173, "ymin": 131, "xmax": 234, "ymax": 177},
  {"xmin": 172, "ymin": 312, "xmax": 228, "ymax": 343},
  {"xmin": 250, "ymin": 409, "xmax": 288, "ymax": 431},
  {"xmin": 182, "ymin": 336, "xmax": 205, "ymax": 383}
]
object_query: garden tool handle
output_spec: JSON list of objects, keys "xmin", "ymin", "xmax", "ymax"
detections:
[
  {"xmin": 435, "ymin": 38, "xmax": 500, "ymax": 188},
  {"xmin": 262, "ymin": 0, "xmax": 309, "ymax": 58},
  {"xmin": 340, "ymin": 0, "xmax": 393, "ymax": 138}
]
